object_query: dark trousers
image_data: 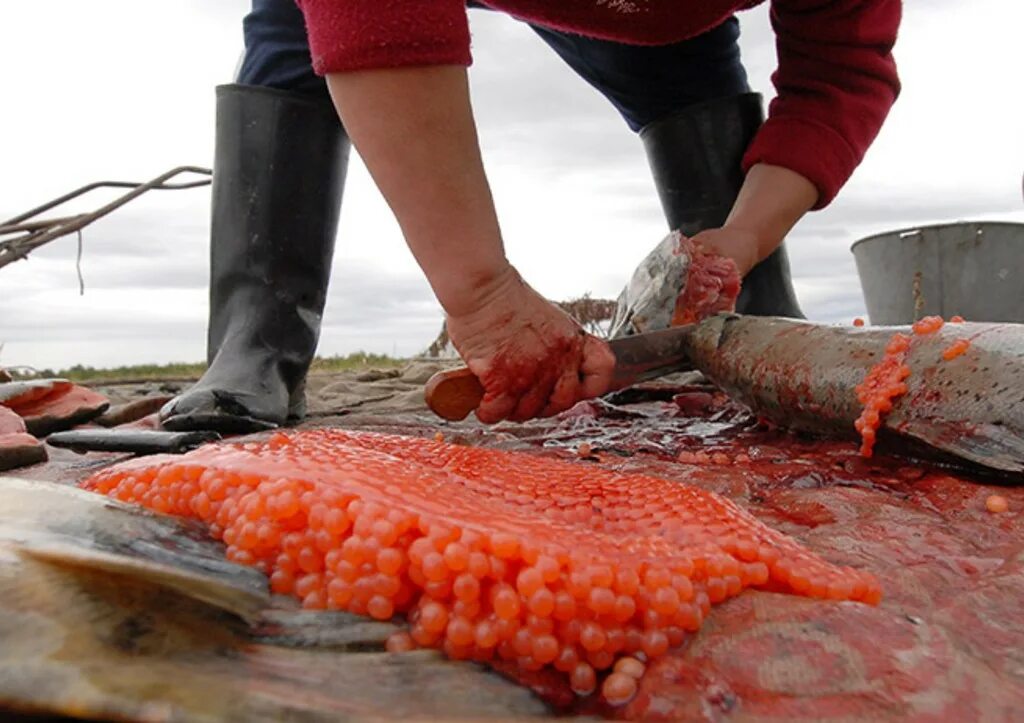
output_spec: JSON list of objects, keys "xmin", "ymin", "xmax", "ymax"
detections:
[{"xmin": 236, "ymin": 0, "xmax": 750, "ymax": 132}]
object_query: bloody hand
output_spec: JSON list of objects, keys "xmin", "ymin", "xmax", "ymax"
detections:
[
  {"xmin": 446, "ymin": 268, "xmax": 615, "ymax": 423},
  {"xmin": 671, "ymin": 231, "xmax": 743, "ymax": 326}
]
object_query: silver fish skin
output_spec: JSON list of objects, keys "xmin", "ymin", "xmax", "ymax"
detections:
[
  {"xmin": 684, "ymin": 315, "xmax": 1024, "ymax": 479},
  {"xmin": 609, "ymin": 231, "xmax": 690, "ymax": 338}
]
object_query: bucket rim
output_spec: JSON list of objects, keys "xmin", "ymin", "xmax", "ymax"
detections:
[{"xmin": 849, "ymin": 219, "xmax": 1024, "ymax": 253}]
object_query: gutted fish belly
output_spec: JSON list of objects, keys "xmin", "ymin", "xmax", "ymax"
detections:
[{"xmin": 686, "ymin": 315, "xmax": 1024, "ymax": 477}]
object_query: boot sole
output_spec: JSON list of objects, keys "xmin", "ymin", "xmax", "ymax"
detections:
[{"xmin": 161, "ymin": 412, "xmax": 280, "ymax": 435}]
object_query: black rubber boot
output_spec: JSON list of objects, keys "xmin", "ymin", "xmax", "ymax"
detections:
[
  {"xmin": 640, "ymin": 93, "xmax": 805, "ymax": 318},
  {"xmin": 160, "ymin": 84, "xmax": 350, "ymax": 433}
]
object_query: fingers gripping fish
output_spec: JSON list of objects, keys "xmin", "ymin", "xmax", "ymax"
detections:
[{"xmin": 609, "ymin": 232, "xmax": 740, "ymax": 338}]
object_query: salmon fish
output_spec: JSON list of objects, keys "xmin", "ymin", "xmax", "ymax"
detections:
[{"xmin": 683, "ymin": 315, "xmax": 1024, "ymax": 479}]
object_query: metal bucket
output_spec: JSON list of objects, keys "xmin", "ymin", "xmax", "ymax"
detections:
[{"xmin": 850, "ymin": 221, "xmax": 1024, "ymax": 324}]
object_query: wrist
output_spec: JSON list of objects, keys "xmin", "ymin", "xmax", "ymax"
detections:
[
  {"xmin": 719, "ymin": 219, "xmax": 780, "ymax": 273},
  {"xmin": 436, "ymin": 258, "xmax": 518, "ymax": 318},
  {"xmin": 723, "ymin": 163, "xmax": 817, "ymax": 269}
]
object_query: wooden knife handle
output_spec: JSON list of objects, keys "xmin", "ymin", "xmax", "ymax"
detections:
[{"xmin": 424, "ymin": 367, "xmax": 485, "ymax": 421}]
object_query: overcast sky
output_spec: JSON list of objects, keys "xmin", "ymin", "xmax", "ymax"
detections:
[{"xmin": 1, "ymin": 1, "xmax": 1022, "ymax": 370}]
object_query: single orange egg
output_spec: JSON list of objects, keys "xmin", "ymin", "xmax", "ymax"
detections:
[
  {"xmin": 986, "ymin": 495, "xmax": 1009, "ymax": 514},
  {"xmin": 602, "ymin": 672, "xmax": 639, "ymax": 706}
]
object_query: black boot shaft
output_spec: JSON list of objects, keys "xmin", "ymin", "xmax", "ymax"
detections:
[
  {"xmin": 640, "ymin": 93, "xmax": 805, "ymax": 319},
  {"xmin": 161, "ymin": 85, "xmax": 349, "ymax": 432},
  {"xmin": 208, "ymin": 85, "xmax": 349, "ymax": 386},
  {"xmin": 640, "ymin": 93, "xmax": 763, "ymax": 236}
]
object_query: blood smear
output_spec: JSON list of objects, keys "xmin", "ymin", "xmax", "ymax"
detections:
[{"xmin": 83, "ymin": 429, "xmax": 880, "ymax": 702}]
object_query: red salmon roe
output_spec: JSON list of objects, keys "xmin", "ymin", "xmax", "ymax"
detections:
[
  {"xmin": 854, "ymin": 333, "xmax": 911, "ymax": 457},
  {"xmin": 855, "ymin": 316, "xmax": 973, "ymax": 457},
  {"xmin": 950, "ymin": 315, "xmax": 965, "ymax": 323},
  {"xmin": 986, "ymin": 494, "xmax": 1009, "ymax": 514},
  {"xmin": 83, "ymin": 429, "xmax": 880, "ymax": 703},
  {"xmin": 386, "ymin": 631, "xmax": 415, "ymax": 653},
  {"xmin": 613, "ymin": 656, "xmax": 646, "ymax": 679},
  {"xmin": 942, "ymin": 338, "xmax": 971, "ymax": 361},
  {"xmin": 912, "ymin": 316, "xmax": 944, "ymax": 335},
  {"xmin": 671, "ymin": 234, "xmax": 741, "ymax": 326},
  {"xmin": 853, "ymin": 318, "xmax": 865, "ymax": 327},
  {"xmin": 602, "ymin": 672, "xmax": 639, "ymax": 706},
  {"xmin": 570, "ymin": 663, "xmax": 598, "ymax": 696}
]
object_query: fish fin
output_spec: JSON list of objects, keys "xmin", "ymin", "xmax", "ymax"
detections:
[{"xmin": 899, "ymin": 419, "xmax": 1024, "ymax": 477}]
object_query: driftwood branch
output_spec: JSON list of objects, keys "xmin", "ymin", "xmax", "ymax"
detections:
[
  {"xmin": 556, "ymin": 294, "xmax": 618, "ymax": 335},
  {"xmin": 0, "ymin": 166, "xmax": 212, "ymax": 271}
]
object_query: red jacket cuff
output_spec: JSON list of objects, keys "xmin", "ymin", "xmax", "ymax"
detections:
[
  {"xmin": 742, "ymin": 116, "xmax": 859, "ymax": 210},
  {"xmin": 297, "ymin": 0, "xmax": 472, "ymax": 74}
]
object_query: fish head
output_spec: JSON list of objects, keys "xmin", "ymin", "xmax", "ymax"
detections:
[{"xmin": 609, "ymin": 231, "xmax": 691, "ymax": 338}]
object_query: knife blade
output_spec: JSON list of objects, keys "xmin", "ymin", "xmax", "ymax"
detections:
[{"xmin": 424, "ymin": 324, "xmax": 697, "ymax": 421}]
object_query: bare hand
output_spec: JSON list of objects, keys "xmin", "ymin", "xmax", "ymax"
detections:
[{"xmin": 446, "ymin": 268, "xmax": 616, "ymax": 423}]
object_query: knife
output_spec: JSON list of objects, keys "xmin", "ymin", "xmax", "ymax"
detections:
[{"xmin": 424, "ymin": 324, "xmax": 698, "ymax": 421}]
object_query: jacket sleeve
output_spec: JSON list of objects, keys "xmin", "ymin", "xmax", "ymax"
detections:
[
  {"xmin": 296, "ymin": 0, "xmax": 472, "ymax": 74},
  {"xmin": 741, "ymin": 0, "xmax": 902, "ymax": 208}
]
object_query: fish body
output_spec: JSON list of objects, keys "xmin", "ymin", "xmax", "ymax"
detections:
[
  {"xmin": 0, "ymin": 379, "xmax": 72, "ymax": 407},
  {"xmin": 0, "ymin": 380, "xmax": 108, "ymax": 436},
  {"xmin": 685, "ymin": 315, "xmax": 1024, "ymax": 478},
  {"xmin": 0, "ymin": 407, "xmax": 46, "ymax": 471}
]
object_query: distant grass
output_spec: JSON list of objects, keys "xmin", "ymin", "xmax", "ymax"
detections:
[
  {"xmin": 9, "ymin": 352, "xmax": 405, "ymax": 383},
  {"xmin": 311, "ymin": 352, "xmax": 404, "ymax": 373}
]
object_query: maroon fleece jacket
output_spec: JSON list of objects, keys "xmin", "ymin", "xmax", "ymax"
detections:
[{"xmin": 295, "ymin": 0, "xmax": 901, "ymax": 208}]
